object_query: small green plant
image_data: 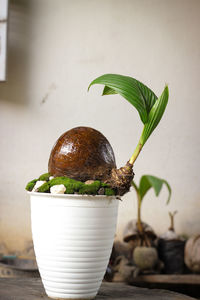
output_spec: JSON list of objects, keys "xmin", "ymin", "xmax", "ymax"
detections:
[
  {"xmin": 132, "ymin": 175, "xmax": 171, "ymax": 245},
  {"xmin": 88, "ymin": 74, "xmax": 169, "ymax": 195}
]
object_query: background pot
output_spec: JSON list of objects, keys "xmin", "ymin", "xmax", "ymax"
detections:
[
  {"xmin": 29, "ymin": 192, "xmax": 118, "ymax": 300},
  {"xmin": 157, "ymin": 238, "xmax": 185, "ymax": 274}
]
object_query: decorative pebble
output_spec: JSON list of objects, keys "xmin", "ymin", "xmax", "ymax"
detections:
[
  {"xmin": 32, "ymin": 181, "xmax": 46, "ymax": 192},
  {"xmin": 85, "ymin": 180, "xmax": 95, "ymax": 185},
  {"xmin": 49, "ymin": 176, "xmax": 54, "ymax": 180},
  {"xmin": 98, "ymin": 187, "xmax": 105, "ymax": 195},
  {"xmin": 50, "ymin": 184, "xmax": 66, "ymax": 194}
]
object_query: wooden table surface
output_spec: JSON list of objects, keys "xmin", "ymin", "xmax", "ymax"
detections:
[{"xmin": 0, "ymin": 278, "xmax": 197, "ymax": 300}]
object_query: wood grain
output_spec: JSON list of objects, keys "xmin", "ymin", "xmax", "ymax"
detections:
[
  {"xmin": 0, "ymin": 278, "xmax": 196, "ymax": 300},
  {"xmin": 114, "ymin": 273, "xmax": 200, "ymax": 285},
  {"xmin": 129, "ymin": 274, "xmax": 200, "ymax": 285}
]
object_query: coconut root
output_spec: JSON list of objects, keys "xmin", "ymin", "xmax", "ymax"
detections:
[{"xmin": 105, "ymin": 162, "xmax": 134, "ymax": 196}]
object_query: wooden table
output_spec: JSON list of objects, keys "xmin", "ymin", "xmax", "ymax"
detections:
[
  {"xmin": 129, "ymin": 274, "xmax": 200, "ymax": 285},
  {"xmin": 113, "ymin": 274, "xmax": 200, "ymax": 286},
  {"xmin": 0, "ymin": 278, "xmax": 197, "ymax": 300}
]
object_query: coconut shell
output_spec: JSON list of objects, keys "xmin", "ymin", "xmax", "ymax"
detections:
[
  {"xmin": 123, "ymin": 219, "xmax": 157, "ymax": 243},
  {"xmin": 184, "ymin": 234, "xmax": 200, "ymax": 273},
  {"xmin": 48, "ymin": 126, "xmax": 116, "ymax": 182}
]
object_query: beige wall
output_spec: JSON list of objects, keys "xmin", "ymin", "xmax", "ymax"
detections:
[{"xmin": 0, "ymin": 0, "xmax": 200, "ymax": 252}]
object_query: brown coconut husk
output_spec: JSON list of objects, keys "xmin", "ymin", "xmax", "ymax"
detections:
[
  {"xmin": 105, "ymin": 162, "xmax": 134, "ymax": 196},
  {"xmin": 123, "ymin": 220, "xmax": 157, "ymax": 248}
]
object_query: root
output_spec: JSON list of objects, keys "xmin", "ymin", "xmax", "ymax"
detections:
[
  {"xmin": 137, "ymin": 233, "xmax": 152, "ymax": 247},
  {"xmin": 105, "ymin": 162, "xmax": 134, "ymax": 196}
]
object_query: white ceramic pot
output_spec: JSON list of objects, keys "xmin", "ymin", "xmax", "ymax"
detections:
[{"xmin": 29, "ymin": 192, "xmax": 119, "ymax": 299}]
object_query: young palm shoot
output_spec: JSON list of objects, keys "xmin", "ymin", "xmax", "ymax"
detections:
[
  {"xmin": 168, "ymin": 211, "xmax": 178, "ymax": 232},
  {"xmin": 132, "ymin": 175, "xmax": 171, "ymax": 246},
  {"xmin": 88, "ymin": 74, "xmax": 169, "ymax": 195}
]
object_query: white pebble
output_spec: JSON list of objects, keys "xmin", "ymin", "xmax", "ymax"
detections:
[
  {"xmin": 85, "ymin": 180, "xmax": 95, "ymax": 185},
  {"xmin": 50, "ymin": 184, "xmax": 66, "ymax": 194},
  {"xmin": 49, "ymin": 176, "xmax": 54, "ymax": 180},
  {"xmin": 32, "ymin": 181, "xmax": 46, "ymax": 192}
]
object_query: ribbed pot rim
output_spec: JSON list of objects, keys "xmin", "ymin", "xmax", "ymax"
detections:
[{"xmin": 28, "ymin": 191, "xmax": 117, "ymax": 200}]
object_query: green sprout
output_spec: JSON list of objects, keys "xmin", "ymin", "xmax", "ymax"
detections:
[
  {"xmin": 88, "ymin": 74, "xmax": 168, "ymax": 166},
  {"xmin": 132, "ymin": 175, "xmax": 171, "ymax": 241},
  {"xmin": 88, "ymin": 74, "xmax": 169, "ymax": 195}
]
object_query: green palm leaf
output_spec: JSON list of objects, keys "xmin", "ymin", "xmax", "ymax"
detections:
[
  {"xmin": 141, "ymin": 86, "xmax": 169, "ymax": 145},
  {"xmin": 88, "ymin": 74, "xmax": 158, "ymax": 124},
  {"xmin": 139, "ymin": 175, "xmax": 171, "ymax": 203},
  {"xmin": 102, "ymin": 86, "xmax": 118, "ymax": 95},
  {"xmin": 88, "ymin": 73, "xmax": 169, "ymax": 166}
]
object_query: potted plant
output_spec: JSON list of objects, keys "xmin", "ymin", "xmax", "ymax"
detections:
[
  {"xmin": 26, "ymin": 73, "xmax": 169, "ymax": 299},
  {"xmin": 125, "ymin": 175, "xmax": 171, "ymax": 272},
  {"xmin": 28, "ymin": 127, "xmax": 119, "ymax": 300},
  {"xmin": 158, "ymin": 211, "xmax": 186, "ymax": 274}
]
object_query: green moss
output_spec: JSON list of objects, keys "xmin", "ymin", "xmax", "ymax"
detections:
[
  {"xmin": 37, "ymin": 182, "xmax": 50, "ymax": 193},
  {"xmin": 100, "ymin": 182, "xmax": 110, "ymax": 188},
  {"xmin": 65, "ymin": 186, "xmax": 75, "ymax": 194},
  {"xmin": 78, "ymin": 181, "xmax": 101, "ymax": 195},
  {"xmin": 105, "ymin": 188, "xmax": 115, "ymax": 196},
  {"xmin": 39, "ymin": 173, "xmax": 50, "ymax": 181},
  {"xmin": 25, "ymin": 179, "xmax": 37, "ymax": 191},
  {"xmin": 26, "ymin": 174, "xmax": 116, "ymax": 196},
  {"xmin": 49, "ymin": 177, "xmax": 84, "ymax": 191}
]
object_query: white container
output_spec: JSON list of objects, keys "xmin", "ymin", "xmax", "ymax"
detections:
[{"xmin": 29, "ymin": 192, "xmax": 119, "ymax": 299}]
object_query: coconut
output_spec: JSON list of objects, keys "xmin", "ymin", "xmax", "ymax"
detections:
[
  {"xmin": 123, "ymin": 219, "xmax": 156, "ymax": 244},
  {"xmin": 184, "ymin": 234, "xmax": 200, "ymax": 273},
  {"xmin": 48, "ymin": 126, "xmax": 116, "ymax": 182}
]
